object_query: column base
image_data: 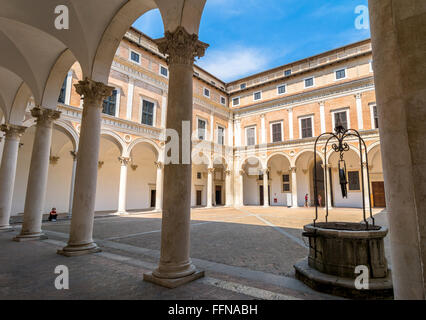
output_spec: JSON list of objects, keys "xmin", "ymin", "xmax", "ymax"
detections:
[
  {"xmin": 112, "ymin": 211, "xmax": 128, "ymax": 216},
  {"xmin": 144, "ymin": 269, "xmax": 204, "ymax": 289},
  {"xmin": 57, "ymin": 242, "xmax": 101, "ymax": 257},
  {"xmin": 13, "ymin": 232, "xmax": 48, "ymax": 241},
  {"xmin": 0, "ymin": 225, "xmax": 14, "ymax": 232}
]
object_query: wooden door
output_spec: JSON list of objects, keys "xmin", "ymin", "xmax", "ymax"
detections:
[
  {"xmin": 196, "ymin": 190, "xmax": 202, "ymax": 206},
  {"xmin": 372, "ymin": 182, "xmax": 386, "ymax": 208}
]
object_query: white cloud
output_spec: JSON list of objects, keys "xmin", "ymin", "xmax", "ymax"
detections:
[{"xmin": 197, "ymin": 46, "xmax": 272, "ymax": 82}]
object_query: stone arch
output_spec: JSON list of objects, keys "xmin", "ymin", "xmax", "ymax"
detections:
[
  {"xmin": 292, "ymin": 149, "xmax": 324, "ymax": 167},
  {"xmin": 325, "ymin": 143, "xmax": 361, "ymax": 163},
  {"xmin": 125, "ymin": 138, "xmax": 160, "ymax": 160},
  {"xmin": 100, "ymin": 130, "xmax": 126, "ymax": 156},
  {"xmin": 54, "ymin": 120, "xmax": 79, "ymax": 152},
  {"xmin": 192, "ymin": 150, "xmax": 212, "ymax": 167},
  {"xmin": 266, "ymin": 152, "xmax": 292, "ymax": 166}
]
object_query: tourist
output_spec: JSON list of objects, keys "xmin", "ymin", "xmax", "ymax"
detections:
[
  {"xmin": 48, "ymin": 208, "xmax": 58, "ymax": 222},
  {"xmin": 304, "ymin": 194, "xmax": 309, "ymax": 207},
  {"xmin": 318, "ymin": 194, "xmax": 322, "ymax": 207}
]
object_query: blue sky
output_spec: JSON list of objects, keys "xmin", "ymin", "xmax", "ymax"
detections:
[{"xmin": 133, "ymin": 0, "xmax": 370, "ymax": 82}]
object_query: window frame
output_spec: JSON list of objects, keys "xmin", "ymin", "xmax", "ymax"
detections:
[
  {"xmin": 217, "ymin": 125, "xmax": 225, "ymax": 145},
  {"xmin": 284, "ymin": 69, "xmax": 292, "ymax": 77},
  {"xmin": 203, "ymin": 87, "xmax": 210, "ymax": 98},
  {"xmin": 299, "ymin": 115, "xmax": 315, "ymax": 139},
  {"xmin": 304, "ymin": 76, "xmax": 315, "ymax": 88},
  {"xmin": 334, "ymin": 67, "xmax": 347, "ymax": 81},
  {"xmin": 140, "ymin": 97, "xmax": 157, "ymax": 127},
  {"xmin": 331, "ymin": 108, "xmax": 351, "ymax": 131},
  {"xmin": 159, "ymin": 64, "xmax": 169, "ymax": 78},
  {"xmin": 196, "ymin": 117, "xmax": 208, "ymax": 141},
  {"xmin": 245, "ymin": 125, "xmax": 257, "ymax": 146},
  {"xmin": 253, "ymin": 91, "xmax": 262, "ymax": 101},
  {"xmin": 277, "ymin": 84, "xmax": 286, "ymax": 96},
  {"xmin": 269, "ymin": 120, "xmax": 284, "ymax": 143},
  {"xmin": 232, "ymin": 96, "xmax": 240, "ymax": 107},
  {"xmin": 102, "ymin": 88, "xmax": 120, "ymax": 117},
  {"xmin": 129, "ymin": 49, "xmax": 141, "ymax": 65},
  {"xmin": 370, "ymin": 103, "xmax": 379, "ymax": 129},
  {"xmin": 220, "ymin": 96, "xmax": 226, "ymax": 106},
  {"xmin": 240, "ymin": 83, "xmax": 247, "ymax": 90},
  {"xmin": 282, "ymin": 173, "xmax": 291, "ymax": 193},
  {"xmin": 347, "ymin": 170, "xmax": 361, "ymax": 191}
]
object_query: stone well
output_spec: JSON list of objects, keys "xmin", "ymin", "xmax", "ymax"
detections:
[{"xmin": 294, "ymin": 222, "xmax": 393, "ymax": 299}]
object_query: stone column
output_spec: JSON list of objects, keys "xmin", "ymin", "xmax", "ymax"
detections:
[
  {"xmin": 369, "ymin": 0, "xmax": 426, "ymax": 299},
  {"xmin": 0, "ymin": 124, "xmax": 26, "ymax": 231},
  {"xmin": 143, "ymin": 27, "xmax": 208, "ymax": 287},
  {"xmin": 238, "ymin": 170, "xmax": 244, "ymax": 206},
  {"xmin": 290, "ymin": 167, "xmax": 298, "ymax": 208},
  {"xmin": 362, "ymin": 162, "xmax": 370, "ymax": 210},
  {"xmin": 116, "ymin": 156, "xmax": 130, "ymax": 215},
  {"xmin": 225, "ymin": 169, "xmax": 232, "ymax": 207},
  {"xmin": 263, "ymin": 168, "xmax": 269, "ymax": 207},
  {"xmin": 68, "ymin": 151, "xmax": 77, "ymax": 217},
  {"xmin": 206, "ymin": 167, "xmax": 214, "ymax": 208},
  {"xmin": 58, "ymin": 78, "xmax": 114, "ymax": 256},
  {"xmin": 154, "ymin": 161, "xmax": 164, "ymax": 211},
  {"xmin": 14, "ymin": 107, "xmax": 60, "ymax": 241}
]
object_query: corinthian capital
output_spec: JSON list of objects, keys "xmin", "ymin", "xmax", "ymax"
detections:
[
  {"xmin": 0, "ymin": 124, "xmax": 26, "ymax": 138},
  {"xmin": 31, "ymin": 107, "xmax": 61, "ymax": 125},
  {"xmin": 75, "ymin": 77, "xmax": 114, "ymax": 106},
  {"xmin": 118, "ymin": 157, "xmax": 131, "ymax": 166},
  {"xmin": 155, "ymin": 27, "xmax": 209, "ymax": 65}
]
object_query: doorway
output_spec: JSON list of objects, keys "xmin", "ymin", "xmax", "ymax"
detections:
[
  {"xmin": 215, "ymin": 186, "xmax": 222, "ymax": 205},
  {"xmin": 196, "ymin": 190, "xmax": 202, "ymax": 206},
  {"xmin": 150, "ymin": 189, "xmax": 156, "ymax": 208},
  {"xmin": 259, "ymin": 185, "xmax": 270, "ymax": 206}
]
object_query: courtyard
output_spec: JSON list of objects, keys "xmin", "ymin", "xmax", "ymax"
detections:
[{"xmin": 0, "ymin": 206, "xmax": 387, "ymax": 300}]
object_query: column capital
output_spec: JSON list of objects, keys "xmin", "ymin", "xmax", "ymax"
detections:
[
  {"xmin": 155, "ymin": 27, "xmax": 209, "ymax": 66},
  {"xmin": 31, "ymin": 107, "xmax": 61, "ymax": 125},
  {"xmin": 75, "ymin": 77, "xmax": 114, "ymax": 106},
  {"xmin": 118, "ymin": 157, "xmax": 131, "ymax": 166},
  {"xmin": 208, "ymin": 167, "xmax": 216, "ymax": 174},
  {"xmin": 225, "ymin": 169, "xmax": 232, "ymax": 176},
  {"xmin": 0, "ymin": 124, "xmax": 26, "ymax": 138},
  {"xmin": 239, "ymin": 170, "xmax": 245, "ymax": 176},
  {"xmin": 262, "ymin": 168, "xmax": 270, "ymax": 175},
  {"xmin": 290, "ymin": 167, "xmax": 297, "ymax": 173},
  {"xmin": 355, "ymin": 93, "xmax": 362, "ymax": 99},
  {"xmin": 154, "ymin": 161, "xmax": 164, "ymax": 169}
]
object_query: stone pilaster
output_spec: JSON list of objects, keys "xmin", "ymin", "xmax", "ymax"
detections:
[
  {"xmin": 0, "ymin": 124, "xmax": 26, "ymax": 231},
  {"xmin": 58, "ymin": 78, "xmax": 114, "ymax": 256},
  {"xmin": 14, "ymin": 107, "xmax": 60, "ymax": 241},
  {"xmin": 144, "ymin": 27, "xmax": 208, "ymax": 288},
  {"xmin": 116, "ymin": 157, "xmax": 131, "ymax": 215},
  {"xmin": 290, "ymin": 167, "xmax": 298, "ymax": 208}
]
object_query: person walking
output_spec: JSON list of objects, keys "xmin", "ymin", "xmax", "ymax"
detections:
[{"xmin": 304, "ymin": 194, "xmax": 309, "ymax": 207}]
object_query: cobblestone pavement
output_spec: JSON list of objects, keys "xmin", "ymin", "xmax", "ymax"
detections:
[{"xmin": 0, "ymin": 206, "xmax": 387, "ymax": 300}]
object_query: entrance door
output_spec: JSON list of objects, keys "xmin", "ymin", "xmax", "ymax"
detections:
[
  {"xmin": 150, "ymin": 190, "xmax": 156, "ymax": 208},
  {"xmin": 196, "ymin": 190, "xmax": 202, "ymax": 206},
  {"xmin": 372, "ymin": 182, "xmax": 386, "ymax": 207},
  {"xmin": 259, "ymin": 185, "xmax": 264, "ymax": 206},
  {"xmin": 215, "ymin": 186, "xmax": 222, "ymax": 205}
]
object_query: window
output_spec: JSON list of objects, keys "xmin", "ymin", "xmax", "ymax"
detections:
[
  {"xmin": 371, "ymin": 104, "xmax": 379, "ymax": 129},
  {"xmin": 333, "ymin": 110, "xmax": 348, "ymax": 130},
  {"xmin": 277, "ymin": 84, "xmax": 286, "ymax": 95},
  {"xmin": 141, "ymin": 100, "xmax": 155, "ymax": 126},
  {"xmin": 217, "ymin": 126, "xmax": 225, "ymax": 145},
  {"xmin": 253, "ymin": 91, "xmax": 262, "ymax": 101},
  {"xmin": 102, "ymin": 90, "xmax": 117, "ymax": 116},
  {"xmin": 304, "ymin": 77, "xmax": 314, "ymax": 88},
  {"xmin": 220, "ymin": 96, "xmax": 226, "ymax": 105},
  {"xmin": 369, "ymin": 60, "xmax": 373, "ymax": 73},
  {"xmin": 197, "ymin": 172, "xmax": 202, "ymax": 179},
  {"xmin": 232, "ymin": 97, "xmax": 240, "ymax": 107},
  {"xmin": 348, "ymin": 171, "xmax": 361, "ymax": 191},
  {"xmin": 282, "ymin": 174, "xmax": 291, "ymax": 192},
  {"xmin": 284, "ymin": 69, "xmax": 292, "ymax": 76},
  {"xmin": 130, "ymin": 51, "xmax": 140, "ymax": 64},
  {"xmin": 203, "ymin": 88, "xmax": 210, "ymax": 98},
  {"xmin": 58, "ymin": 77, "xmax": 67, "ymax": 104},
  {"xmin": 271, "ymin": 122, "xmax": 282, "ymax": 142},
  {"xmin": 198, "ymin": 118, "xmax": 207, "ymax": 140},
  {"xmin": 246, "ymin": 126, "xmax": 256, "ymax": 146},
  {"xmin": 300, "ymin": 117, "xmax": 313, "ymax": 138},
  {"xmin": 160, "ymin": 65, "xmax": 168, "ymax": 78},
  {"xmin": 335, "ymin": 68, "xmax": 346, "ymax": 80},
  {"xmin": 240, "ymin": 83, "xmax": 246, "ymax": 89}
]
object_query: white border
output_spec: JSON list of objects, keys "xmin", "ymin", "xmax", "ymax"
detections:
[
  {"xmin": 140, "ymin": 96, "xmax": 157, "ymax": 127},
  {"xmin": 331, "ymin": 108, "xmax": 351, "ymax": 130},
  {"xmin": 369, "ymin": 103, "xmax": 378, "ymax": 129},
  {"xmin": 253, "ymin": 91, "xmax": 262, "ymax": 101},
  {"xmin": 277, "ymin": 84, "xmax": 286, "ymax": 96},
  {"xmin": 159, "ymin": 64, "xmax": 169, "ymax": 78},
  {"xmin": 216, "ymin": 124, "xmax": 225, "ymax": 145},
  {"xmin": 298, "ymin": 115, "xmax": 315, "ymax": 139},
  {"xmin": 269, "ymin": 120, "xmax": 284, "ymax": 143},
  {"xmin": 232, "ymin": 96, "xmax": 240, "ymax": 107},
  {"xmin": 245, "ymin": 125, "xmax": 257, "ymax": 146},
  {"xmin": 129, "ymin": 49, "xmax": 141, "ymax": 65},
  {"xmin": 196, "ymin": 116, "xmax": 208, "ymax": 140},
  {"xmin": 334, "ymin": 67, "xmax": 347, "ymax": 81},
  {"xmin": 304, "ymin": 76, "xmax": 315, "ymax": 88}
]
